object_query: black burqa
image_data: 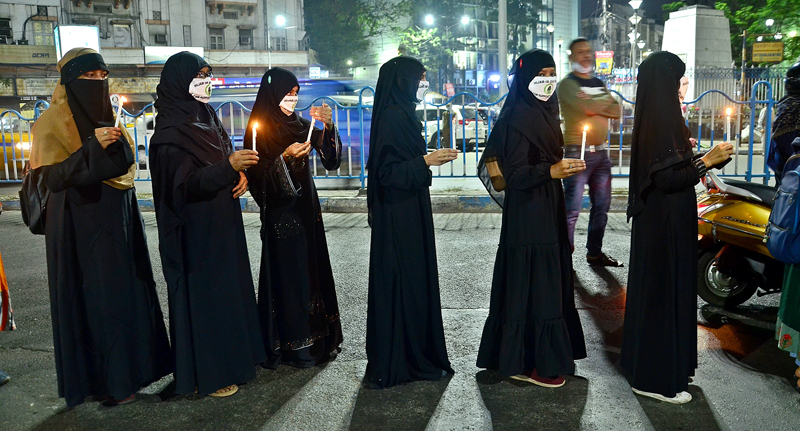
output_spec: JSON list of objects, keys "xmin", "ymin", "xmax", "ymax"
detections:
[
  {"xmin": 244, "ymin": 68, "xmax": 343, "ymax": 368},
  {"xmin": 149, "ymin": 52, "xmax": 265, "ymax": 396},
  {"xmin": 365, "ymin": 56, "xmax": 454, "ymax": 388},
  {"xmin": 621, "ymin": 51, "xmax": 699, "ymax": 398},
  {"xmin": 38, "ymin": 52, "xmax": 172, "ymax": 407},
  {"xmin": 475, "ymin": 49, "xmax": 586, "ymax": 378}
]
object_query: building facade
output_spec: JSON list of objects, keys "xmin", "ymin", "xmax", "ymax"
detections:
[{"xmin": 581, "ymin": 3, "xmax": 664, "ymax": 72}]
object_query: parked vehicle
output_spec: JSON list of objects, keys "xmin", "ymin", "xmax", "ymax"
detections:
[
  {"xmin": 1, "ymin": 116, "xmax": 31, "ymax": 181},
  {"xmin": 696, "ymin": 171, "xmax": 784, "ymax": 309},
  {"xmin": 416, "ymin": 104, "xmax": 488, "ymax": 152}
]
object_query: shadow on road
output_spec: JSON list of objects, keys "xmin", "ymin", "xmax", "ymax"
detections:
[
  {"xmin": 475, "ymin": 370, "xmax": 588, "ymax": 430},
  {"xmin": 635, "ymin": 385, "xmax": 722, "ymax": 431},
  {"xmin": 574, "ymin": 266, "xmax": 627, "ymax": 364},
  {"xmin": 29, "ymin": 364, "xmax": 324, "ymax": 431},
  {"xmin": 348, "ymin": 375, "xmax": 452, "ymax": 431}
]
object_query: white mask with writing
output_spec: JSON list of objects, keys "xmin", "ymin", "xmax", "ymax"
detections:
[
  {"xmin": 188, "ymin": 77, "xmax": 212, "ymax": 103},
  {"xmin": 416, "ymin": 80, "xmax": 430, "ymax": 102},
  {"xmin": 279, "ymin": 95, "xmax": 298, "ymax": 115},
  {"xmin": 528, "ymin": 76, "xmax": 558, "ymax": 102}
]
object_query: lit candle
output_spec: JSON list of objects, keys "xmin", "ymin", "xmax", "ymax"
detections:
[
  {"xmin": 252, "ymin": 122, "xmax": 258, "ymax": 152},
  {"xmin": 725, "ymin": 107, "xmax": 732, "ymax": 142},
  {"xmin": 580, "ymin": 124, "xmax": 589, "ymax": 160},
  {"xmin": 114, "ymin": 96, "xmax": 126, "ymax": 128}
]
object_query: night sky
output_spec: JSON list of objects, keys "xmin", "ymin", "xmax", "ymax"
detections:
[{"xmin": 581, "ymin": 0, "xmax": 677, "ymax": 23}]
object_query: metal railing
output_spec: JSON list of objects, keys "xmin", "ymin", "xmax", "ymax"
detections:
[{"xmin": 1, "ymin": 82, "xmax": 780, "ymax": 186}]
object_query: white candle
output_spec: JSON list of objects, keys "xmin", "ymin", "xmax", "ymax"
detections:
[
  {"xmin": 580, "ymin": 124, "xmax": 588, "ymax": 160},
  {"xmin": 306, "ymin": 117, "xmax": 315, "ymax": 143},
  {"xmin": 114, "ymin": 96, "xmax": 126, "ymax": 128},
  {"xmin": 252, "ymin": 123, "xmax": 258, "ymax": 151},
  {"xmin": 725, "ymin": 107, "xmax": 732, "ymax": 142}
]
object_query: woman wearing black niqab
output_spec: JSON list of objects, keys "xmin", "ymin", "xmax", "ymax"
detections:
[
  {"xmin": 30, "ymin": 48, "xmax": 172, "ymax": 407},
  {"xmin": 149, "ymin": 52, "xmax": 266, "ymax": 398},
  {"xmin": 620, "ymin": 51, "xmax": 732, "ymax": 404},
  {"xmin": 365, "ymin": 56, "xmax": 458, "ymax": 388},
  {"xmin": 244, "ymin": 67, "xmax": 343, "ymax": 368},
  {"xmin": 475, "ymin": 49, "xmax": 587, "ymax": 387}
]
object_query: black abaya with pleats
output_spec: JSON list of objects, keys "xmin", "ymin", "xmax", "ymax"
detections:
[{"xmin": 41, "ymin": 136, "xmax": 173, "ymax": 408}]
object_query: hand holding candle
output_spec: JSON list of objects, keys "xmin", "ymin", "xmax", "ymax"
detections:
[
  {"xmin": 580, "ymin": 124, "xmax": 589, "ymax": 161},
  {"xmin": 306, "ymin": 116, "xmax": 315, "ymax": 143},
  {"xmin": 114, "ymin": 95, "xmax": 126, "ymax": 128}
]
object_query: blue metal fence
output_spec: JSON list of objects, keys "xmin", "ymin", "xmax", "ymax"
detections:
[{"xmin": 1, "ymin": 82, "xmax": 779, "ymax": 186}]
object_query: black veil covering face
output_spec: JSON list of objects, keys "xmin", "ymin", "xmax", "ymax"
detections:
[
  {"xmin": 150, "ymin": 51, "xmax": 231, "ymax": 164},
  {"xmin": 366, "ymin": 56, "xmax": 426, "ymax": 217},
  {"xmin": 627, "ymin": 51, "xmax": 691, "ymax": 219},
  {"xmin": 60, "ymin": 53, "xmax": 114, "ymax": 140},
  {"xmin": 477, "ymin": 49, "xmax": 563, "ymax": 207}
]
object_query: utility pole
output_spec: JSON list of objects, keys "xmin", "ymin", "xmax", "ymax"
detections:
[
  {"xmin": 602, "ymin": 0, "xmax": 608, "ymax": 51},
  {"xmin": 499, "ymin": 0, "xmax": 508, "ymax": 96}
]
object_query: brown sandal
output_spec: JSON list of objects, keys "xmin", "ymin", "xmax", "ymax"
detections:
[{"xmin": 209, "ymin": 384, "xmax": 238, "ymax": 398}]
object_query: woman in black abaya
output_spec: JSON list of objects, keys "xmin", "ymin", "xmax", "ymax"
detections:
[
  {"xmin": 245, "ymin": 68, "xmax": 343, "ymax": 368},
  {"xmin": 30, "ymin": 48, "xmax": 172, "ymax": 407},
  {"xmin": 620, "ymin": 52, "xmax": 732, "ymax": 404},
  {"xmin": 150, "ymin": 52, "xmax": 266, "ymax": 397},
  {"xmin": 365, "ymin": 56, "xmax": 458, "ymax": 388},
  {"xmin": 475, "ymin": 49, "xmax": 587, "ymax": 387}
]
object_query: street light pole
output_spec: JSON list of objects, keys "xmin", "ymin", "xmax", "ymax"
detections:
[
  {"xmin": 499, "ymin": 0, "xmax": 508, "ymax": 96},
  {"xmin": 546, "ymin": 23, "xmax": 555, "ymax": 55}
]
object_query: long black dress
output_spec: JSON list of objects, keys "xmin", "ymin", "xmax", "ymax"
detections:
[
  {"xmin": 476, "ymin": 49, "xmax": 586, "ymax": 378},
  {"xmin": 150, "ymin": 52, "xmax": 266, "ymax": 396},
  {"xmin": 245, "ymin": 68, "xmax": 343, "ymax": 368},
  {"xmin": 621, "ymin": 52, "xmax": 699, "ymax": 397},
  {"xmin": 41, "ymin": 136, "xmax": 173, "ymax": 408},
  {"xmin": 365, "ymin": 57, "xmax": 454, "ymax": 388}
]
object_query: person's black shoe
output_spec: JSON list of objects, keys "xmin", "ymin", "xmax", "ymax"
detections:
[
  {"xmin": 587, "ymin": 253, "xmax": 624, "ymax": 267},
  {"xmin": 0, "ymin": 369, "xmax": 10, "ymax": 387}
]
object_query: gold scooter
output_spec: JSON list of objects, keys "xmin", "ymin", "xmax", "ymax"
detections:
[{"xmin": 696, "ymin": 171, "xmax": 785, "ymax": 309}]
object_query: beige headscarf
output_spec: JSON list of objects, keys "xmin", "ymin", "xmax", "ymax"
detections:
[{"xmin": 30, "ymin": 48, "xmax": 135, "ymax": 190}]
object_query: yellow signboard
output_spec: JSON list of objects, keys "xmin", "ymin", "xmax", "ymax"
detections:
[
  {"xmin": 596, "ymin": 51, "xmax": 614, "ymax": 75},
  {"xmin": 752, "ymin": 42, "xmax": 784, "ymax": 63},
  {"xmin": 0, "ymin": 45, "xmax": 57, "ymax": 64}
]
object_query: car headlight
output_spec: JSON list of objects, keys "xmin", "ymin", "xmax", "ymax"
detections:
[{"xmin": 15, "ymin": 142, "xmax": 31, "ymax": 151}]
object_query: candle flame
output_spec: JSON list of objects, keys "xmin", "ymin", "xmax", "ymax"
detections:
[
  {"xmin": 119, "ymin": 96, "xmax": 127, "ymax": 104},
  {"xmin": 583, "ymin": 125, "xmax": 589, "ymax": 131},
  {"xmin": 725, "ymin": 107, "xmax": 732, "ymax": 116},
  {"xmin": 253, "ymin": 122, "xmax": 258, "ymax": 130}
]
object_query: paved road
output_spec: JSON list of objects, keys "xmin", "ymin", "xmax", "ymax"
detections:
[{"xmin": 0, "ymin": 211, "xmax": 796, "ymax": 431}]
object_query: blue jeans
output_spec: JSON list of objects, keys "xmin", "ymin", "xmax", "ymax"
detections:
[{"xmin": 562, "ymin": 149, "xmax": 612, "ymax": 257}]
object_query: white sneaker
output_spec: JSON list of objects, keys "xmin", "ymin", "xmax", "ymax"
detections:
[{"xmin": 631, "ymin": 387, "xmax": 692, "ymax": 404}]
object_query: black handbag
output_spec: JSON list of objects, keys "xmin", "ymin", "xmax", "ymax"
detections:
[{"xmin": 19, "ymin": 162, "xmax": 50, "ymax": 235}]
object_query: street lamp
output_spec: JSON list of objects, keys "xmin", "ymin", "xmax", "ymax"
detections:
[
  {"xmin": 766, "ymin": 18, "xmax": 775, "ymax": 27},
  {"xmin": 424, "ymin": 14, "xmax": 434, "ymax": 26},
  {"xmin": 546, "ymin": 23, "xmax": 555, "ymax": 54},
  {"xmin": 268, "ymin": 15, "xmax": 295, "ymax": 69},
  {"xmin": 461, "ymin": 15, "xmax": 470, "ymax": 25},
  {"xmin": 629, "ymin": 0, "xmax": 643, "ymax": 71},
  {"xmin": 556, "ymin": 36, "xmax": 564, "ymax": 77},
  {"xmin": 637, "ymin": 41, "xmax": 646, "ymax": 65}
]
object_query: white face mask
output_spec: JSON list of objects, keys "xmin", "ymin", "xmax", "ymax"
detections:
[
  {"xmin": 416, "ymin": 80, "xmax": 430, "ymax": 102},
  {"xmin": 528, "ymin": 76, "xmax": 558, "ymax": 102},
  {"xmin": 571, "ymin": 61, "xmax": 594, "ymax": 75},
  {"xmin": 279, "ymin": 95, "xmax": 298, "ymax": 115},
  {"xmin": 188, "ymin": 77, "xmax": 212, "ymax": 103}
]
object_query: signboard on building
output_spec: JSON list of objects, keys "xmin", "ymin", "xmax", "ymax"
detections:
[
  {"xmin": 752, "ymin": 42, "xmax": 784, "ymax": 63},
  {"xmin": 54, "ymin": 26, "xmax": 100, "ymax": 60},
  {"xmin": 144, "ymin": 46, "xmax": 205, "ymax": 64},
  {"xmin": 596, "ymin": 51, "xmax": 614, "ymax": 75},
  {"xmin": 0, "ymin": 45, "xmax": 57, "ymax": 64},
  {"xmin": 309, "ymin": 67, "xmax": 321, "ymax": 79},
  {"xmin": 445, "ymin": 83, "xmax": 455, "ymax": 97}
]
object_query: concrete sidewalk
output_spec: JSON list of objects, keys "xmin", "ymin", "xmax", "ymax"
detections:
[{"xmin": 0, "ymin": 177, "xmax": 633, "ymax": 213}]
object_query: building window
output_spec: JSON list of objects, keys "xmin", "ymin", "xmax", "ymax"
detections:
[
  {"xmin": 271, "ymin": 37, "xmax": 287, "ymax": 51},
  {"xmin": 113, "ymin": 24, "xmax": 132, "ymax": 47},
  {"xmin": 0, "ymin": 18, "xmax": 12, "ymax": 43},
  {"xmin": 153, "ymin": 11, "xmax": 162, "ymax": 20},
  {"xmin": 154, "ymin": 34, "xmax": 167, "ymax": 45},
  {"xmin": 209, "ymin": 28, "xmax": 225, "ymax": 49},
  {"xmin": 223, "ymin": 11, "xmax": 238, "ymax": 20},
  {"xmin": 239, "ymin": 29, "xmax": 253, "ymax": 48},
  {"xmin": 183, "ymin": 25, "xmax": 191, "ymax": 46},
  {"xmin": 94, "ymin": 4, "xmax": 113, "ymax": 14},
  {"xmin": 37, "ymin": 6, "xmax": 48, "ymax": 16},
  {"xmin": 33, "ymin": 21, "xmax": 54, "ymax": 45}
]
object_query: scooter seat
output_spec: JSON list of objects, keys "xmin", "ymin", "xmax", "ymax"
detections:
[{"xmin": 723, "ymin": 179, "xmax": 777, "ymax": 208}]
